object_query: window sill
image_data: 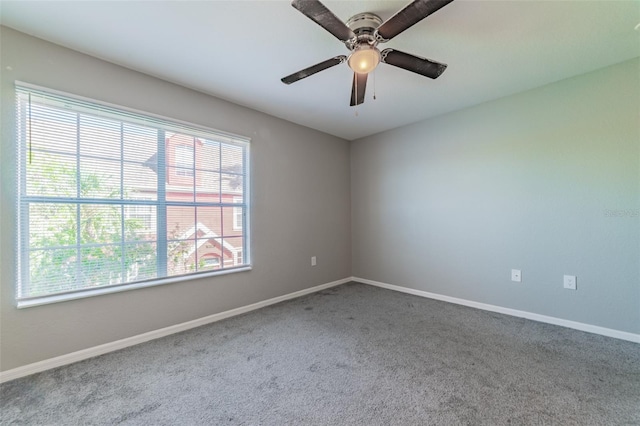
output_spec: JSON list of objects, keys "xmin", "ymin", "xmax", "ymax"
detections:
[{"xmin": 16, "ymin": 266, "xmax": 252, "ymax": 309}]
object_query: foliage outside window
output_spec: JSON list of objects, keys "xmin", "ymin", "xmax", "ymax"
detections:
[{"xmin": 16, "ymin": 83, "xmax": 250, "ymax": 306}]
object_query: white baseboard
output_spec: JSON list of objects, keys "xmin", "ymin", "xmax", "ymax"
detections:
[
  {"xmin": 0, "ymin": 277, "xmax": 351, "ymax": 384},
  {"xmin": 354, "ymin": 276, "xmax": 640, "ymax": 344},
  {"xmin": 3, "ymin": 276, "xmax": 636, "ymax": 383}
]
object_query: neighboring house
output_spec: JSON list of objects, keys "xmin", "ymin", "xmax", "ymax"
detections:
[{"xmin": 139, "ymin": 134, "xmax": 244, "ymax": 273}]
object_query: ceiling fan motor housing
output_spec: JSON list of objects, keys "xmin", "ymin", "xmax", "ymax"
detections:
[{"xmin": 346, "ymin": 12, "xmax": 382, "ymax": 48}]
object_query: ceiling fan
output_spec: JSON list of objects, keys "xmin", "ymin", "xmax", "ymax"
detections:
[{"xmin": 281, "ymin": 0, "xmax": 454, "ymax": 106}]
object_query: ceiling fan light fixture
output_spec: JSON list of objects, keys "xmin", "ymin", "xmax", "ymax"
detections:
[
  {"xmin": 348, "ymin": 45, "xmax": 380, "ymax": 74},
  {"xmin": 284, "ymin": 0, "xmax": 454, "ymax": 106}
]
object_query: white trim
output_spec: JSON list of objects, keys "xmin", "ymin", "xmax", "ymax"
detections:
[
  {"xmin": 0, "ymin": 277, "xmax": 351, "ymax": 383},
  {"xmin": 6, "ymin": 275, "xmax": 635, "ymax": 384},
  {"xmin": 353, "ymin": 277, "xmax": 640, "ymax": 344},
  {"xmin": 17, "ymin": 266, "xmax": 252, "ymax": 309}
]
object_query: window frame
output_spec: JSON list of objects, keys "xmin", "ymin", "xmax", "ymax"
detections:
[{"xmin": 15, "ymin": 82, "xmax": 252, "ymax": 308}]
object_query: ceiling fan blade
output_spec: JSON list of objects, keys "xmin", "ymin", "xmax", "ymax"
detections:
[
  {"xmin": 281, "ymin": 56, "xmax": 347, "ymax": 85},
  {"xmin": 381, "ymin": 49, "xmax": 447, "ymax": 79},
  {"xmin": 376, "ymin": 0, "xmax": 454, "ymax": 41},
  {"xmin": 291, "ymin": 0, "xmax": 356, "ymax": 42},
  {"xmin": 350, "ymin": 72, "xmax": 368, "ymax": 106}
]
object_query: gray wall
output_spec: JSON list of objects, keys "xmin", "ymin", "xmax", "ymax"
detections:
[
  {"xmin": 1, "ymin": 27, "xmax": 637, "ymax": 373},
  {"xmin": 352, "ymin": 58, "xmax": 639, "ymax": 334},
  {"xmin": 0, "ymin": 27, "xmax": 351, "ymax": 371}
]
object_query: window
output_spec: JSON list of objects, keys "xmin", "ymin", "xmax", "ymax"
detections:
[
  {"xmin": 125, "ymin": 202, "xmax": 156, "ymax": 236},
  {"xmin": 233, "ymin": 196, "xmax": 243, "ymax": 230},
  {"xmin": 202, "ymin": 257, "xmax": 220, "ymax": 268},
  {"xmin": 174, "ymin": 144, "xmax": 194, "ymax": 177},
  {"xmin": 15, "ymin": 83, "xmax": 250, "ymax": 306}
]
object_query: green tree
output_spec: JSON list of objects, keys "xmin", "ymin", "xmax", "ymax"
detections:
[{"xmin": 26, "ymin": 155, "xmax": 156, "ymax": 296}]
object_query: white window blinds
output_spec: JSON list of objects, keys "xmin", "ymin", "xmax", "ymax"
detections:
[{"xmin": 16, "ymin": 83, "xmax": 250, "ymax": 304}]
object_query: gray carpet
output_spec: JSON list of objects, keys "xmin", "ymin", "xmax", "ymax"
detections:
[{"xmin": 2, "ymin": 282, "xmax": 639, "ymax": 425}]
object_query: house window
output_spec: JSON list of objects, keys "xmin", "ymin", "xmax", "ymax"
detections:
[
  {"xmin": 233, "ymin": 196, "xmax": 243, "ymax": 230},
  {"xmin": 202, "ymin": 257, "xmax": 220, "ymax": 268},
  {"xmin": 174, "ymin": 144, "xmax": 194, "ymax": 177},
  {"xmin": 234, "ymin": 250, "xmax": 243, "ymax": 266},
  {"xmin": 125, "ymin": 203, "xmax": 156, "ymax": 236},
  {"xmin": 15, "ymin": 83, "xmax": 251, "ymax": 307}
]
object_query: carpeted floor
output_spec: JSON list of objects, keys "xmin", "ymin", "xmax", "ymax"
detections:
[{"xmin": 2, "ymin": 282, "xmax": 639, "ymax": 425}]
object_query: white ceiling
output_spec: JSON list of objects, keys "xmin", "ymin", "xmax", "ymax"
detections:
[{"xmin": 1, "ymin": 0, "xmax": 639, "ymax": 140}]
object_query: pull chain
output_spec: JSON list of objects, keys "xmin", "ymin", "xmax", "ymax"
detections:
[{"xmin": 373, "ymin": 69, "xmax": 377, "ymax": 101}]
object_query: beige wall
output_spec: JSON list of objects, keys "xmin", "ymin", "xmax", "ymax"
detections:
[
  {"xmin": 352, "ymin": 58, "xmax": 640, "ymax": 334},
  {"xmin": 0, "ymin": 27, "xmax": 351, "ymax": 371}
]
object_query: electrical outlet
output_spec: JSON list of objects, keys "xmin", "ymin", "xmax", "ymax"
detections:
[
  {"xmin": 311, "ymin": 256, "xmax": 317, "ymax": 267},
  {"xmin": 563, "ymin": 275, "xmax": 577, "ymax": 290},
  {"xmin": 511, "ymin": 269, "xmax": 522, "ymax": 282}
]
